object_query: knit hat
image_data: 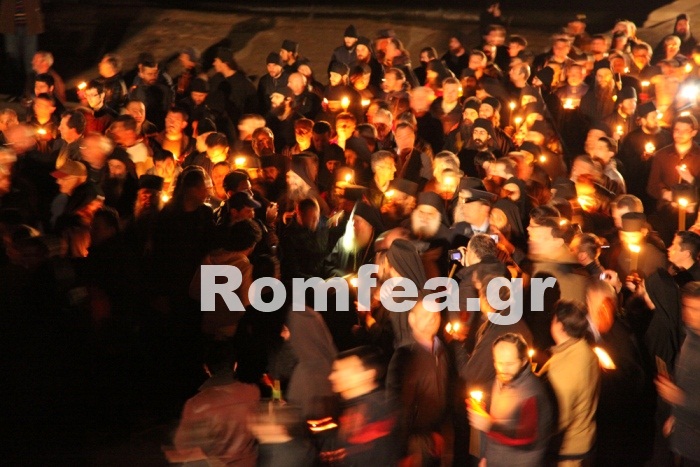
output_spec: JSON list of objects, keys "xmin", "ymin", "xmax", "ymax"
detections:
[
  {"xmin": 281, "ymin": 39, "xmax": 298, "ymax": 53},
  {"xmin": 138, "ymin": 174, "xmax": 164, "ymax": 191},
  {"xmin": 618, "ymin": 86, "xmax": 637, "ymax": 101},
  {"xmin": 637, "ymin": 101, "xmax": 656, "ymax": 118},
  {"xmin": 329, "ymin": 61, "xmax": 350, "ymax": 76},
  {"xmin": 482, "ymin": 96, "xmax": 501, "ymax": 112},
  {"xmin": 344, "ymin": 25, "xmax": 358, "ymax": 38},
  {"xmin": 473, "ymin": 118, "xmax": 495, "ymax": 138},
  {"xmin": 266, "ymin": 52, "xmax": 284, "ymax": 66},
  {"xmin": 191, "ymin": 77, "xmax": 209, "ymax": 93}
]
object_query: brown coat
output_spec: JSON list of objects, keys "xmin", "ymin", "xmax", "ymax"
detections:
[{"xmin": 0, "ymin": 0, "xmax": 44, "ymax": 35}]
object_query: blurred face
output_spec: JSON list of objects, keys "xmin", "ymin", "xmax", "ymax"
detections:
[
  {"xmin": 674, "ymin": 122, "xmax": 698, "ymax": 145},
  {"xmin": 267, "ymin": 63, "xmax": 283, "ymax": 78},
  {"xmin": 211, "ymin": 164, "xmax": 230, "ymax": 189},
  {"xmin": 410, "ymin": 90, "xmax": 431, "ymax": 114},
  {"xmin": 493, "ymin": 341, "xmax": 526, "ymax": 385},
  {"xmin": 288, "ymin": 73, "xmax": 306, "ymax": 95},
  {"xmin": 300, "ymin": 206, "xmax": 320, "ymax": 231},
  {"xmin": 668, "ymin": 235, "xmax": 689, "ymax": 267},
  {"xmin": 344, "ymin": 36, "xmax": 358, "ymax": 48},
  {"xmin": 593, "ymin": 140, "xmax": 614, "ymax": 164},
  {"xmin": 478, "ymin": 104, "xmax": 494, "ymax": 119},
  {"xmin": 207, "ymin": 145, "xmax": 229, "ymax": 164},
  {"xmin": 567, "ymin": 66, "xmax": 584, "ymax": 86},
  {"xmin": 468, "ymin": 54, "xmax": 486, "ymax": 71},
  {"xmin": 329, "ymin": 72, "xmax": 343, "ymax": 87},
  {"xmin": 611, "ymin": 206, "xmax": 629, "ymax": 229},
  {"xmin": 295, "ymin": 127, "xmax": 312, "ymax": 147},
  {"xmin": 263, "ymin": 166, "xmax": 280, "ymax": 183},
  {"xmin": 108, "ymin": 159, "xmax": 128, "ymax": 179},
  {"xmin": 126, "ymin": 102, "xmax": 146, "ymax": 124},
  {"xmin": 508, "ymin": 42, "xmax": 524, "ymax": 58},
  {"xmin": 463, "ymin": 108, "xmax": 478, "ymax": 125},
  {"xmin": 356, "ymin": 44, "xmax": 371, "ymax": 62},
  {"xmin": 137, "ymin": 188, "xmax": 156, "ymax": 210},
  {"xmin": 56, "ymin": 175, "xmax": 83, "ymax": 194},
  {"xmin": 443, "ymin": 83, "xmax": 460, "ymax": 103},
  {"xmin": 329, "ymin": 356, "xmax": 374, "ymax": 399},
  {"xmin": 676, "ymin": 19, "xmax": 690, "ymax": 36},
  {"xmin": 311, "ymin": 131, "xmax": 329, "ymax": 152},
  {"xmin": 411, "ymin": 205, "xmax": 441, "ymax": 239},
  {"xmin": 286, "ymin": 170, "xmax": 305, "ymax": 191},
  {"xmin": 584, "ymin": 129, "xmax": 607, "ymax": 154},
  {"xmin": 383, "ymin": 72, "xmax": 401, "ymax": 92},
  {"xmin": 154, "ymin": 158, "xmax": 175, "ymax": 178},
  {"xmin": 408, "ymin": 302, "xmax": 441, "ymax": 342},
  {"xmin": 212, "ymin": 57, "xmax": 225, "ymax": 73},
  {"xmin": 373, "ymin": 158, "xmax": 396, "ymax": 184},
  {"xmin": 620, "ymin": 97, "xmax": 637, "ymax": 116},
  {"xmin": 0, "ymin": 112, "xmax": 18, "ymax": 132},
  {"xmin": 449, "ymin": 37, "xmax": 463, "ymax": 53},
  {"xmin": 33, "ymin": 97, "xmax": 55, "ymax": 120},
  {"xmin": 32, "ymin": 54, "xmax": 49, "ymax": 73},
  {"xmin": 591, "ymin": 38, "xmax": 607, "ymax": 54},
  {"xmin": 98, "ymin": 57, "xmax": 116, "ymax": 78},
  {"xmin": 420, "ymin": 51, "xmax": 432, "ymax": 64},
  {"xmin": 253, "ymin": 131, "xmax": 274, "ymax": 154},
  {"xmin": 58, "ymin": 116, "xmax": 74, "ymax": 141},
  {"xmin": 641, "ymin": 112, "xmax": 659, "ymax": 132},
  {"xmin": 552, "ymin": 40, "xmax": 570, "ymax": 60},
  {"xmin": 191, "ymin": 91, "xmax": 207, "ymax": 106},
  {"xmin": 336, "ymin": 118, "xmax": 356, "ymax": 141},
  {"xmin": 139, "ymin": 65, "xmax": 158, "ymax": 86},
  {"xmin": 395, "ymin": 126, "xmax": 415, "ymax": 151},
  {"xmin": 595, "ymin": 69, "xmax": 613, "ymax": 87},
  {"xmin": 34, "ymin": 81, "xmax": 51, "ymax": 96},
  {"xmin": 632, "ymin": 48, "xmax": 650, "ymax": 69},
  {"xmin": 666, "ymin": 39, "xmax": 681, "ymax": 56},
  {"xmin": 352, "ymin": 214, "xmax": 373, "ymax": 248},
  {"xmin": 527, "ymin": 223, "xmax": 561, "ymax": 256},
  {"xmin": 297, "ymin": 64, "xmax": 312, "ymax": 78},
  {"xmin": 85, "ymin": 88, "xmax": 105, "ymax": 109}
]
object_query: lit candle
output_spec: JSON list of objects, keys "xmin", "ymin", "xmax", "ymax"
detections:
[
  {"xmin": 349, "ymin": 276, "xmax": 359, "ymax": 288},
  {"xmin": 629, "ymin": 244, "xmax": 641, "ymax": 271},
  {"xmin": 679, "ymin": 197, "xmax": 689, "ymax": 231},
  {"xmin": 539, "ymin": 155, "xmax": 547, "ymax": 163},
  {"xmin": 344, "ymin": 173, "xmax": 352, "ymax": 183},
  {"xmin": 563, "ymin": 98, "xmax": 574, "ymax": 109},
  {"xmin": 528, "ymin": 348, "xmax": 536, "ymax": 371},
  {"xmin": 361, "ymin": 99, "xmax": 371, "ymax": 107},
  {"xmin": 341, "ymin": 96, "xmax": 350, "ymax": 111},
  {"xmin": 686, "ymin": 63, "xmax": 693, "ymax": 73},
  {"xmin": 514, "ymin": 116, "xmax": 523, "ymax": 126},
  {"xmin": 469, "ymin": 390, "xmax": 483, "ymax": 405},
  {"xmin": 445, "ymin": 321, "xmax": 461, "ymax": 334},
  {"xmin": 385, "ymin": 189, "xmax": 395, "ymax": 199},
  {"xmin": 624, "ymin": 67, "xmax": 630, "ymax": 74},
  {"xmin": 616, "ymin": 125, "xmax": 623, "ymax": 136},
  {"xmin": 681, "ymin": 111, "xmax": 691, "ymax": 117},
  {"xmin": 36, "ymin": 127, "xmax": 47, "ymax": 136},
  {"xmin": 612, "ymin": 95, "xmax": 617, "ymax": 102},
  {"xmin": 234, "ymin": 157, "xmax": 246, "ymax": 167},
  {"xmin": 77, "ymin": 81, "xmax": 87, "ymax": 90},
  {"xmin": 644, "ymin": 142, "xmax": 655, "ymax": 154},
  {"xmin": 641, "ymin": 81, "xmax": 650, "ymax": 88},
  {"xmin": 161, "ymin": 193, "xmax": 170, "ymax": 203},
  {"xmin": 509, "ymin": 101, "xmax": 516, "ymax": 111},
  {"xmin": 593, "ymin": 346, "xmax": 616, "ymax": 370}
]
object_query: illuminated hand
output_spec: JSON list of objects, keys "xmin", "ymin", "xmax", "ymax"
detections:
[{"xmin": 468, "ymin": 405, "xmax": 493, "ymax": 432}]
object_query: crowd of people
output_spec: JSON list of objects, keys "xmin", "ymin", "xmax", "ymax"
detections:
[{"xmin": 3, "ymin": 1, "xmax": 700, "ymax": 466}]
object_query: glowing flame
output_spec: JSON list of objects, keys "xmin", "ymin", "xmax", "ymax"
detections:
[
  {"xmin": 578, "ymin": 195, "xmax": 595, "ymax": 212},
  {"xmin": 686, "ymin": 63, "xmax": 693, "ymax": 73},
  {"xmin": 361, "ymin": 99, "xmax": 371, "ymax": 107},
  {"xmin": 629, "ymin": 244, "xmax": 641, "ymax": 254},
  {"xmin": 344, "ymin": 173, "xmax": 352, "ymax": 183},
  {"xmin": 446, "ymin": 322, "xmax": 461, "ymax": 334},
  {"xmin": 469, "ymin": 390, "xmax": 483, "ymax": 403},
  {"xmin": 528, "ymin": 348, "xmax": 535, "ymax": 358},
  {"xmin": 349, "ymin": 276, "xmax": 358, "ymax": 288},
  {"xmin": 644, "ymin": 142, "xmax": 655, "ymax": 154},
  {"xmin": 514, "ymin": 116, "xmax": 523, "ymax": 125},
  {"xmin": 508, "ymin": 101, "xmax": 516, "ymax": 110},
  {"xmin": 593, "ymin": 346, "xmax": 616, "ymax": 370},
  {"xmin": 563, "ymin": 98, "xmax": 574, "ymax": 109},
  {"xmin": 307, "ymin": 417, "xmax": 338, "ymax": 432},
  {"xmin": 161, "ymin": 193, "xmax": 170, "ymax": 203},
  {"xmin": 234, "ymin": 157, "xmax": 246, "ymax": 167},
  {"xmin": 681, "ymin": 164, "xmax": 687, "ymax": 171},
  {"xmin": 77, "ymin": 82, "xmax": 87, "ymax": 90},
  {"xmin": 385, "ymin": 189, "xmax": 395, "ymax": 198},
  {"xmin": 681, "ymin": 111, "xmax": 691, "ymax": 117},
  {"xmin": 641, "ymin": 80, "xmax": 650, "ymax": 88},
  {"xmin": 679, "ymin": 197, "xmax": 689, "ymax": 208},
  {"xmin": 341, "ymin": 96, "xmax": 350, "ymax": 110},
  {"xmin": 682, "ymin": 85, "xmax": 698, "ymax": 100},
  {"xmin": 624, "ymin": 67, "xmax": 630, "ymax": 74},
  {"xmin": 539, "ymin": 155, "xmax": 547, "ymax": 163},
  {"xmin": 36, "ymin": 128, "xmax": 47, "ymax": 136},
  {"xmin": 612, "ymin": 95, "xmax": 617, "ymax": 102},
  {"xmin": 616, "ymin": 125, "xmax": 623, "ymax": 135}
]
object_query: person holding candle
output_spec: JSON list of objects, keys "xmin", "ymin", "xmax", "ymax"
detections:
[
  {"xmin": 467, "ymin": 332, "xmax": 553, "ymax": 467},
  {"xmin": 603, "ymin": 86, "xmax": 639, "ymax": 141},
  {"xmin": 616, "ymin": 211, "xmax": 668, "ymax": 278}
]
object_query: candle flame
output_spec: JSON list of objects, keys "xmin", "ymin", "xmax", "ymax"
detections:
[
  {"xmin": 679, "ymin": 197, "xmax": 689, "ymax": 208},
  {"xmin": 686, "ymin": 63, "xmax": 693, "ymax": 73},
  {"xmin": 514, "ymin": 116, "xmax": 523, "ymax": 125},
  {"xmin": 349, "ymin": 277, "xmax": 358, "ymax": 288},
  {"xmin": 616, "ymin": 125, "xmax": 623, "ymax": 135},
  {"xmin": 509, "ymin": 101, "xmax": 516, "ymax": 110},
  {"xmin": 641, "ymin": 80, "xmax": 650, "ymax": 88},
  {"xmin": 593, "ymin": 346, "xmax": 617, "ymax": 370},
  {"xmin": 528, "ymin": 348, "xmax": 535, "ymax": 358},
  {"xmin": 469, "ymin": 390, "xmax": 483, "ymax": 403},
  {"xmin": 539, "ymin": 155, "xmax": 547, "ymax": 163},
  {"xmin": 341, "ymin": 96, "xmax": 350, "ymax": 110},
  {"xmin": 629, "ymin": 244, "xmax": 641, "ymax": 254},
  {"xmin": 564, "ymin": 98, "xmax": 574, "ymax": 109},
  {"xmin": 385, "ymin": 189, "xmax": 395, "ymax": 198},
  {"xmin": 644, "ymin": 142, "xmax": 655, "ymax": 154},
  {"xmin": 361, "ymin": 99, "xmax": 371, "ymax": 107},
  {"xmin": 37, "ymin": 128, "xmax": 47, "ymax": 136},
  {"xmin": 161, "ymin": 193, "xmax": 170, "ymax": 203},
  {"xmin": 234, "ymin": 157, "xmax": 246, "ymax": 166},
  {"xmin": 78, "ymin": 82, "xmax": 87, "ymax": 90}
]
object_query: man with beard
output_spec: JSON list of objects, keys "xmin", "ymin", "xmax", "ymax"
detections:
[
  {"xmin": 352, "ymin": 36, "xmax": 384, "ymax": 92},
  {"xmin": 478, "ymin": 97, "xmax": 515, "ymax": 157},
  {"xmin": 458, "ymin": 118, "xmax": 497, "ymax": 177},
  {"xmin": 287, "ymin": 72, "xmax": 321, "ymax": 120},
  {"xmin": 279, "ymin": 197, "xmax": 327, "ymax": 282},
  {"xmin": 309, "ymin": 121, "xmax": 344, "ymax": 193},
  {"xmin": 329, "ymin": 25, "xmax": 359, "ymax": 69},
  {"xmin": 380, "ymin": 178, "xmax": 418, "ymax": 229},
  {"xmin": 178, "ymin": 78, "xmax": 216, "ymax": 139},
  {"xmin": 258, "ymin": 52, "xmax": 289, "ymax": 115},
  {"xmin": 154, "ymin": 107, "xmax": 195, "ymax": 164},
  {"xmin": 468, "ymin": 333, "xmax": 553, "ymax": 467},
  {"xmin": 441, "ymin": 32, "xmax": 469, "ymax": 78},
  {"xmin": 580, "ymin": 68, "xmax": 617, "ymax": 122},
  {"xmin": 618, "ymin": 102, "xmax": 673, "ymax": 212},
  {"xmin": 280, "ymin": 39, "xmax": 300, "ymax": 73},
  {"xmin": 266, "ymin": 86, "xmax": 300, "ymax": 153},
  {"xmin": 123, "ymin": 174, "xmax": 163, "ymax": 257},
  {"xmin": 445, "ymin": 97, "xmax": 480, "ymax": 154},
  {"xmin": 324, "ymin": 200, "xmax": 384, "ymax": 277},
  {"xmin": 259, "ymin": 154, "xmax": 288, "ymax": 202},
  {"xmin": 394, "ymin": 122, "xmax": 432, "ymax": 189},
  {"xmin": 410, "ymin": 86, "xmax": 443, "ymax": 155},
  {"xmin": 653, "ymin": 14, "xmax": 697, "ymax": 60},
  {"xmin": 405, "ymin": 191, "xmax": 452, "ymax": 278},
  {"xmin": 103, "ymin": 149, "xmax": 138, "ymax": 219},
  {"xmin": 366, "ymin": 150, "xmax": 396, "ymax": 210},
  {"xmin": 280, "ymin": 153, "xmax": 329, "ymax": 217},
  {"xmin": 128, "ymin": 57, "xmax": 172, "ymax": 131},
  {"xmin": 84, "ymin": 80, "xmax": 118, "ymax": 134}
]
